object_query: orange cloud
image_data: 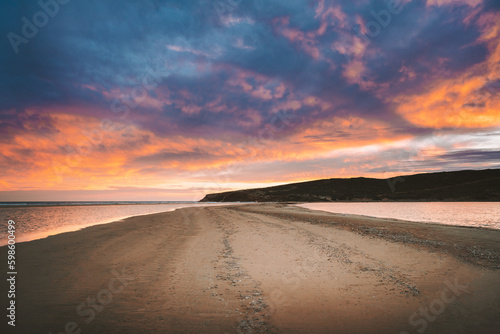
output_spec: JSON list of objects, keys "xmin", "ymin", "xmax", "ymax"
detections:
[
  {"xmin": 394, "ymin": 76, "xmax": 500, "ymax": 128},
  {"xmin": 394, "ymin": 13, "xmax": 500, "ymax": 128},
  {"xmin": 276, "ymin": 3, "xmax": 351, "ymax": 61},
  {"xmin": 342, "ymin": 60, "xmax": 375, "ymax": 89},
  {"xmin": 251, "ymin": 86, "xmax": 273, "ymax": 100},
  {"xmin": 2, "ymin": 103, "xmax": 490, "ymax": 199},
  {"xmin": 292, "ymin": 115, "xmax": 411, "ymax": 152},
  {"xmin": 0, "ymin": 110, "xmax": 247, "ymax": 192}
]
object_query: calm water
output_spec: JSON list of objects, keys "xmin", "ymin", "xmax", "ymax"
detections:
[
  {"xmin": 3, "ymin": 202, "xmax": 498, "ymax": 245},
  {"xmin": 298, "ymin": 202, "xmax": 500, "ymax": 230},
  {"xmin": 0, "ymin": 202, "xmax": 235, "ymax": 245}
]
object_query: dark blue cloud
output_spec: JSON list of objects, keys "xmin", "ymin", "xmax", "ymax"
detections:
[
  {"xmin": 436, "ymin": 149, "xmax": 500, "ymax": 162},
  {"xmin": 0, "ymin": 108, "xmax": 57, "ymax": 143},
  {"xmin": 483, "ymin": 0, "xmax": 500, "ymax": 11},
  {"xmin": 354, "ymin": 1, "xmax": 488, "ymax": 92},
  {"xmin": 0, "ymin": 0, "xmax": 494, "ymax": 144}
]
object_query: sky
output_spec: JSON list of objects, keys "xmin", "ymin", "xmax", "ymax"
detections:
[{"xmin": 0, "ymin": 0, "xmax": 499, "ymax": 201}]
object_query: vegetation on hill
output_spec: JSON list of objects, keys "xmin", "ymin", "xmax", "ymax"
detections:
[{"xmin": 200, "ymin": 169, "xmax": 500, "ymax": 202}]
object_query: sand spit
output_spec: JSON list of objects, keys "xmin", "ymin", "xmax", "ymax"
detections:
[{"xmin": 1, "ymin": 204, "xmax": 499, "ymax": 333}]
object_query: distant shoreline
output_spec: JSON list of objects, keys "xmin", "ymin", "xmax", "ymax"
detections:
[
  {"xmin": 201, "ymin": 168, "xmax": 500, "ymax": 202},
  {"xmin": 0, "ymin": 203, "xmax": 240, "ymax": 245},
  {"xmin": 0, "ymin": 201, "xmax": 200, "ymax": 208},
  {"xmin": 3, "ymin": 199, "xmax": 500, "ymax": 210}
]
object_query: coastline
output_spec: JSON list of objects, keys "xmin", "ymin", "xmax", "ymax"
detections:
[
  {"xmin": 1, "ymin": 204, "xmax": 499, "ymax": 333},
  {"xmin": 0, "ymin": 202, "xmax": 239, "ymax": 246},
  {"xmin": 298, "ymin": 202, "xmax": 500, "ymax": 231}
]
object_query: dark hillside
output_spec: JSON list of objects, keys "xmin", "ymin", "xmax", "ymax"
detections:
[{"xmin": 200, "ymin": 169, "xmax": 500, "ymax": 202}]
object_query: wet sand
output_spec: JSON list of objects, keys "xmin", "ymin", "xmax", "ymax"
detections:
[{"xmin": 1, "ymin": 203, "xmax": 499, "ymax": 333}]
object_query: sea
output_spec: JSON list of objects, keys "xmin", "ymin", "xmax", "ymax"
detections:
[
  {"xmin": 0, "ymin": 201, "xmax": 234, "ymax": 245},
  {"xmin": 1, "ymin": 201, "xmax": 499, "ymax": 246},
  {"xmin": 298, "ymin": 202, "xmax": 500, "ymax": 230}
]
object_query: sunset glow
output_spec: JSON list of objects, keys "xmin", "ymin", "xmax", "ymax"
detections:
[{"xmin": 1, "ymin": 0, "xmax": 499, "ymax": 201}]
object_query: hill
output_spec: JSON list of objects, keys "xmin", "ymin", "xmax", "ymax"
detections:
[{"xmin": 200, "ymin": 169, "xmax": 500, "ymax": 202}]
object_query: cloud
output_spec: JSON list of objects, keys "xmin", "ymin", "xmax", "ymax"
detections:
[
  {"xmin": 1, "ymin": 0, "xmax": 499, "ymax": 199},
  {"xmin": 435, "ymin": 149, "xmax": 500, "ymax": 162}
]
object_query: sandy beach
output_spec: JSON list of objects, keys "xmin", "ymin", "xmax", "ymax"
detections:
[{"xmin": 2, "ymin": 204, "xmax": 500, "ymax": 333}]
